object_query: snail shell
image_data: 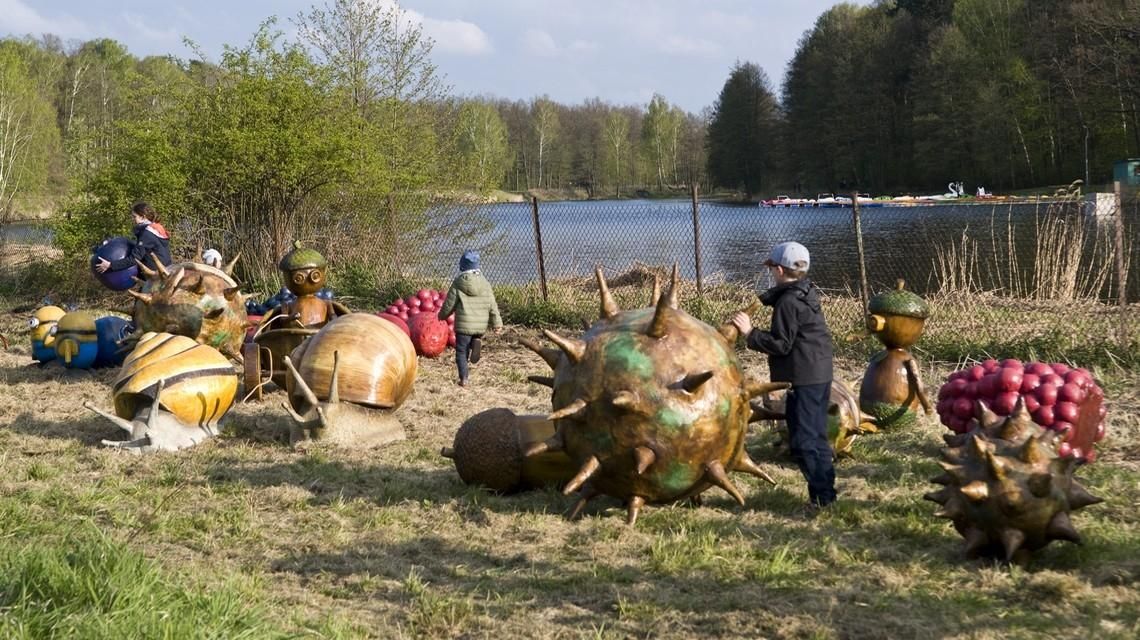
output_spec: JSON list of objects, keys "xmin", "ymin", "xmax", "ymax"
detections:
[
  {"xmin": 114, "ymin": 332, "xmax": 238, "ymax": 427},
  {"xmin": 287, "ymin": 313, "xmax": 416, "ymax": 410}
]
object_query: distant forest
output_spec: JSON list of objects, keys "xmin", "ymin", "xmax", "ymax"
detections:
[{"xmin": 1, "ymin": 0, "xmax": 1138, "ymax": 227}]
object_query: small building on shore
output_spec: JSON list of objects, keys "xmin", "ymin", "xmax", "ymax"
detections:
[{"xmin": 1113, "ymin": 158, "xmax": 1140, "ymax": 188}]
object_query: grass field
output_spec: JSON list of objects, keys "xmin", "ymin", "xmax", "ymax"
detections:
[{"xmin": 1, "ymin": 304, "xmax": 1139, "ymax": 639}]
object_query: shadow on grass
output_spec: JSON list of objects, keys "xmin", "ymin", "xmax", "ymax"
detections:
[{"xmin": 6, "ymin": 411, "xmax": 121, "ymax": 446}]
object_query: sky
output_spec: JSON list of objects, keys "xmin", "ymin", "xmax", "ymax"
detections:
[{"xmin": 2, "ymin": 0, "xmax": 864, "ymax": 114}]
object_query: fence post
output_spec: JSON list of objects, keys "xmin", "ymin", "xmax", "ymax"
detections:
[
  {"xmin": 851, "ymin": 193, "xmax": 871, "ymax": 320},
  {"xmin": 531, "ymin": 196, "xmax": 549, "ymax": 301},
  {"xmin": 1113, "ymin": 182, "xmax": 1129, "ymax": 346},
  {"xmin": 691, "ymin": 184, "xmax": 704, "ymax": 296}
]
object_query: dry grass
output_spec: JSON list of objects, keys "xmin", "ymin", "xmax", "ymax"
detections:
[{"xmin": 2, "ymin": 304, "xmax": 1140, "ymax": 639}]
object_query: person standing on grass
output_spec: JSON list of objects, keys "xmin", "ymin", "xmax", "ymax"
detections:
[
  {"xmin": 93, "ymin": 201, "xmax": 172, "ymax": 274},
  {"xmin": 731, "ymin": 241, "xmax": 837, "ymax": 511},
  {"xmin": 438, "ymin": 250, "xmax": 502, "ymax": 387}
]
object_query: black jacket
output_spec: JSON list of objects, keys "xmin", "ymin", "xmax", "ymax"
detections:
[
  {"xmin": 111, "ymin": 222, "xmax": 171, "ymax": 271},
  {"xmin": 746, "ymin": 278, "xmax": 834, "ymax": 385}
]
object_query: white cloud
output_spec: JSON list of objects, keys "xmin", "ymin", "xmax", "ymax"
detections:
[
  {"xmin": 659, "ymin": 35, "xmax": 721, "ymax": 56},
  {"xmin": 567, "ymin": 40, "xmax": 599, "ymax": 54},
  {"xmin": 0, "ymin": 0, "xmax": 89, "ymax": 38},
  {"xmin": 423, "ymin": 17, "xmax": 491, "ymax": 55},
  {"xmin": 522, "ymin": 28, "xmax": 558, "ymax": 57},
  {"xmin": 122, "ymin": 12, "xmax": 180, "ymax": 45}
]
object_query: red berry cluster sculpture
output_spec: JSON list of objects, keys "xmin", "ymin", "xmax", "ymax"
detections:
[{"xmin": 379, "ymin": 289, "xmax": 456, "ymax": 356}]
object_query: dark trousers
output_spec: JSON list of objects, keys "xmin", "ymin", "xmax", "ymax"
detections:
[
  {"xmin": 454, "ymin": 333, "xmax": 481, "ymax": 382},
  {"xmin": 786, "ymin": 382, "xmax": 837, "ymax": 506}
]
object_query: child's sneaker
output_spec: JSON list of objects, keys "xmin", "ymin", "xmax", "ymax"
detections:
[{"xmin": 469, "ymin": 337, "xmax": 482, "ymax": 364}]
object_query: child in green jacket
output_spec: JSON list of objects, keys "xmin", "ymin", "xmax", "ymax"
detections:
[{"xmin": 438, "ymin": 250, "xmax": 502, "ymax": 386}]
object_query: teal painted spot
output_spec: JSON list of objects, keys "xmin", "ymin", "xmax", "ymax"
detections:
[
  {"xmin": 662, "ymin": 460, "xmax": 697, "ymax": 493},
  {"xmin": 585, "ymin": 427, "xmax": 614, "ymax": 451},
  {"xmin": 603, "ymin": 334, "xmax": 654, "ymax": 380},
  {"xmin": 656, "ymin": 406, "xmax": 692, "ymax": 433},
  {"xmin": 718, "ymin": 398, "xmax": 731, "ymax": 418}
]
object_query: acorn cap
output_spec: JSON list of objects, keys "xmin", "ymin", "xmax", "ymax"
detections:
[
  {"xmin": 869, "ymin": 280, "xmax": 929, "ymax": 319},
  {"xmin": 278, "ymin": 240, "xmax": 327, "ymax": 272}
]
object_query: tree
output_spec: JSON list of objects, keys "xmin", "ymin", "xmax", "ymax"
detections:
[
  {"xmin": 456, "ymin": 100, "xmax": 509, "ymax": 190},
  {"xmin": 603, "ymin": 111, "xmax": 629, "ymax": 196},
  {"xmin": 531, "ymin": 97, "xmax": 560, "ymax": 188},
  {"xmin": 0, "ymin": 42, "xmax": 60, "ymax": 222},
  {"xmin": 641, "ymin": 94, "xmax": 682, "ymax": 189},
  {"xmin": 707, "ymin": 61, "xmax": 781, "ymax": 196}
]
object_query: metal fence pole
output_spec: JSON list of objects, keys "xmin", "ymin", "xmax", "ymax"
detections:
[
  {"xmin": 1114, "ymin": 181, "xmax": 1129, "ymax": 346},
  {"xmin": 531, "ymin": 196, "xmax": 549, "ymax": 301},
  {"xmin": 852, "ymin": 193, "xmax": 871, "ymax": 319},
  {"xmin": 691, "ymin": 184, "xmax": 704, "ymax": 296}
]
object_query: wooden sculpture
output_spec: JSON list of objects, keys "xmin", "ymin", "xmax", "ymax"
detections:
[
  {"xmin": 28, "ymin": 305, "xmax": 66, "ymax": 363},
  {"xmin": 756, "ymin": 380, "xmax": 879, "ymax": 457},
  {"xmin": 521, "ymin": 265, "xmax": 789, "ymax": 525},
  {"xmin": 441, "ymin": 408, "xmax": 576, "ymax": 493},
  {"xmin": 859, "ymin": 279, "xmax": 933, "ymax": 428}
]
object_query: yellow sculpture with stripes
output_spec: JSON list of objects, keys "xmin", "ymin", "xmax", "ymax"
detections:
[{"xmin": 84, "ymin": 332, "xmax": 238, "ymax": 453}]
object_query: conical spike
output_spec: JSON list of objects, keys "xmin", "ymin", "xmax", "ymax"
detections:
[
  {"xmin": 524, "ymin": 430, "xmax": 564, "ymax": 457},
  {"xmin": 938, "ymin": 462, "xmax": 967, "ymax": 480},
  {"xmin": 973, "ymin": 399, "xmax": 999, "ymax": 430},
  {"xmin": 984, "ymin": 451, "xmax": 1006, "ymax": 480},
  {"xmin": 565, "ymin": 484, "xmax": 599, "ymax": 521},
  {"xmin": 1046, "ymin": 512, "xmax": 1082, "ymax": 543},
  {"xmin": 283, "ymin": 355, "xmax": 320, "ymax": 408},
  {"xmin": 190, "ymin": 278, "xmax": 206, "ymax": 295},
  {"xmin": 646, "ymin": 286, "xmax": 673, "ymax": 339},
  {"xmin": 665, "ymin": 263, "xmax": 679, "ymax": 309},
  {"xmin": 165, "ymin": 267, "xmax": 185, "ymax": 292},
  {"xmin": 563, "ymin": 456, "xmax": 600, "ymax": 495},
  {"xmin": 594, "ymin": 266, "xmax": 620, "ymax": 319},
  {"xmin": 746, "ymin": 380, "xmax": 790, "ymax": 398},
  {"xmin": 680, "ymin": 371, "xmax": 714, "ymax": 393},
  {"xmin": 328, "ymin": 351, "xmax": 341, "ymax": 404},
  {"xmin": 223, "ymin": 252, "xmax": 241, "ymax": 276},
  {"xmin": 941, "ymin": 447, "xmax": 965, "ymax": 464},
  {"xmin": 1067, "ymin": 481, "xmax": 1104, "ymax": 510},
  {"xmin": 151, "ymin": 254, "xmax": 169, "ymax": 278},
  {"xmin": 134, "ymin": 259, "xmax": 158, "ymax": 279},
  {"xmin": 1020, "ymin": 436, "xmax": 1048, "ymax": 465},
  {"xmin": 1000, "ymin": 528, "xmax": 1026, "ymax": 562},
  {"xmin": 83, "ymin": 402, "xmax": 137, "ymax": 434},
  {"xmin": 611, "ymin": 390, "xmax": 637, "ymax": 408},
  {"xmin": 933, "ymin": 504, "xmax": 961, "ymax": 519},
  {"xmin": 930, "ymin": 472, "xmax": 954, "ymax": 485},
  {"xmin": 147, "ymin": 378, "xmax": 165, "ymax": 433},
  {"xmin": 717, "ymin": 301, "xmax": 762, "ymax": 342},
  {"xmin": 519, "ymin": 337, "xmax": 561, "ymax": 370},
  {"xmin": 924, "ymin": 488, "xmax": 950, "ymax": 504},
  {"xmin": 126, "ymin": 289, "xmax": 153, "ymax": 305},
  {"xmin": 705, "ymin": 460, "xmax": 745, "ymax": 506},
  {"xmin": 626, "ymin": 495, "xmax": 646, "ymax": 526},
  {"xmin": 542, "ymin": 329, "xmax": 586, "ymax": 363},
  {"xmin": 223, "ymin": 286, "xmax": 242, "ymax": 301},
  {"xmin": 440, "ymin": 447, "xmax": 455, "ymax": 458},
  {"xmin": 547, "ymin": 398, "xmax": 588, "ymax": 421},
  {"xmin": 732, "ymin": 452, "xmax": 776, "ymax": 485},
  {"xmin": 1027, "ymin": 472, "xmax": 1052, "ymax": 498},
  {"xmin": 1009, "ymin": 395, "xmax": 1031, "ymax": 423},
  {"xmin": 633, "ymin": 446, "xmax": 656, "ymax": 475},
  {"xmin": 943, "ymin": 433, "xmax": 968, "ymax": 447},
  {"xmin": 527, "ymin": 375, "xmax": 554, "ymax": 388},
  {"xmin": 649, "ymin": 274, "xmax": 661, "ymax": 306},
  {"xmin": 970, "ymin": 434, "xmax": 991, "ymax": 457},
  {"xmin": 963, "ymin": 526, "xmax": 990, "ymax": 559},
  {"xmin": 131, "ymin": 276, "xmax": 147, "ymax": 287},
  {"xmin": 959, "ymin": 480, "xmax": 989, "ymax": 502},
  {"xmin": 748, "ymin": 401, "xmax": 784, "ymax": 422}
]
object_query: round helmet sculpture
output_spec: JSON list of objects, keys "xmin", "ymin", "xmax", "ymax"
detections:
[
  {"xmin": 521, "ymin": 266, "xmax": 788, "ymax": 525},
  {"xmin": 90, "ymin": 237, "xmax": 140, "ymax": 291}
]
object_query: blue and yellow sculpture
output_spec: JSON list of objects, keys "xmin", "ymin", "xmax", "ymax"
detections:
[
  {"xmin": 51, "ymin": 311, "xmax": 131, "ymax": 369},
  {"xmin": 29, "ymin": 305, "xmax": 66, "ymax": 363}
]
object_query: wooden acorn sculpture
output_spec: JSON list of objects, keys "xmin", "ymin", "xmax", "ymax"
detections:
[
  {"xmin": 84, "ymin": 332, "xmax": 238, "ymax": 453},
  {"xmin": 521, "ymin": 265, "xmax": 789, "ymax": 525},
  {"xmin": 281, "ymin": 313, "xmax": 414, "ymax": 446},
  {"xmin": 441, "ymin": 408, "xmax": 577, "ymax": 493},
  {"xmin": 925, "ymin": 396, "xmax": 1103, "ymax": 563},
  {"xmin": 128, "ymin": 257, "xmax": 247, "ymax": 362},
  {"xmin": 859, "ymin": 279, "xmax": 934, "ymax": 428}
]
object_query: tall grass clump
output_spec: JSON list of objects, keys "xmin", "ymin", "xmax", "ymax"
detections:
[{"xmin": 0, "ymin": 531, "xmax": 288, "ymax": 639}]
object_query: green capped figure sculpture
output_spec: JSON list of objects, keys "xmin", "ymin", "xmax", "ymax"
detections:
[
  {"xmin": 521, "ymin": 266, "xmax": 788, "ymax": 526},
  {"xmin": 859, "ymin": 279, "xmax": 934, "ymax": 428}
]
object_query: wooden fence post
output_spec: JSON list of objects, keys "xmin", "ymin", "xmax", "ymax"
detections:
[
  {"xmin": 691, "ymin": 184, "xmax": 704, "ymax": 296},
  {"xmin": 531, "ymin": 196, "xmax": 548, "ymax": 302},
  {"xmin": 1114, "ymin": 182, "xmax": 1129, "ymax": 346},
  {"xmin": 852, "ymin": 193, "xmax": 871, "ymax": 320}
]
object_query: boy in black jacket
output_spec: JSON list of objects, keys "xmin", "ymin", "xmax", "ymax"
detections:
[{"xmin": 731, "ymin": 241, "xmax": 837, "ymax": 509}]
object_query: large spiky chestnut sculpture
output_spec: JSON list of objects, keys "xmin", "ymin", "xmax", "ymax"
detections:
[
  {"xmin": 925, "ymin": 396, "xmax": 1103, "ymax": 563},
  {"xmin": 521, "ymin": 266, "xmax": 788, "ymax": 525},
  {"xmin": 128, "ymin": 258, "xmax": 247, "ymax": 361}
]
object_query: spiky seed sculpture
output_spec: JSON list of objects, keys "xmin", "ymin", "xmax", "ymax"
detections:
[
  {"xmin": 521, "ymin": 265, "xmax": 788, "ymax": 525},
  {"xmin": 128, "ymin": 256, "xmax": 247, "ymax": 361},
  {"xmin": 925, "ymin": 396, "xmax": 1103, "ymax": 563}
]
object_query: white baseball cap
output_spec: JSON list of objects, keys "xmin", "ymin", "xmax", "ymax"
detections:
[
  {"xmin": 764, "ymin": 241, "xmax": 810, "ymax": 272},
  {"xmin": 202, "ymin": 248, "xmax": 223, "ymax": 267}
]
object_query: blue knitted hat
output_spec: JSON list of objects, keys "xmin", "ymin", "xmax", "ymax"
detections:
[{"xmin": 459, "ymin": 250, "xmax": 480, "ymax": 271}]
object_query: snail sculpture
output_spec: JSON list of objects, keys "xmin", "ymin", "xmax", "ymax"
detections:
[
  {"xmin": 128, "ymin": 257, "xmax": 247, "ymax": 362},
  {"xmin": 281, "ymin": 313, "xmax": 414, "ymax": 446},
  {"xmin": 84, "ymin": 332, "xmax": 238, "ymax": 453},
  {"xmin": 442, "ymin": 408, "xmax": 576, "ymax": 493},
  {"xmin": 859, "ymin": 279, "xmax": 934, "ymax": 428},
  {"xmin": 521, "ymin": 266, "xmax": 788, "ymax": 525}
]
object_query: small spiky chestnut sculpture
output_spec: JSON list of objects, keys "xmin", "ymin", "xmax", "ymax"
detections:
[
  {"xmin": 925, "ymin": 397, "xmax": 1103, "ymax": 563},
  {"xmin": 128, "ymin": 257, "xmax": 246, "ymax": 361},
  {"xmin": 521, "ymin": 266, "xmax": 788, "ymax": 525}
]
